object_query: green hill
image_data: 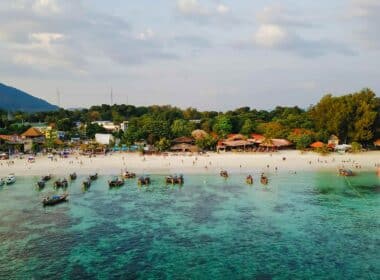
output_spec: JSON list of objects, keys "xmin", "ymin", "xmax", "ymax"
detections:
[{"xmin": 0, "ymin": 83, "xmax": 58, "ymax": 112}]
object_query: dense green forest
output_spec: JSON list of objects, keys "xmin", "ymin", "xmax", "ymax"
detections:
[{"xmin": 1, "ymin": 89, "xmax": 379, "ymax": 149}]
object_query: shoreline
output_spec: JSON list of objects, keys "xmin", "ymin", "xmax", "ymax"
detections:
[{"xmin": 1, "ymin": 150, "xmax": 379, "ymax": 177}]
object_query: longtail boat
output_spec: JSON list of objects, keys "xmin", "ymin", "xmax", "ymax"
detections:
[
  {"xmin": 70, "ymin": 172, "xmax": 77, "ymax": 180},
  {"xmin": 220, "ymin": 170, "xmax": 228, "ymax": 178},
  {"xmin": 138, "ymin": 176, "xmax": 151, "ymax": 185},
  {"xmin": 339, "ymin": 169, "xmax": 354, "ymax": 177},
  {"xmin": 108, "ymin": 177, "xmax": 125, "ymax": 188},
  {"xmin": 89, "ymin": 173, "xmax": 98, "ymax": 181},
  {"xmin": 83, "ymin": 177, "xmax": 91, "ymax": 189},
  {"xmin": 246, "ymin": 175, "xmax": 253, "ymax": 185},
  {"xmin": 37, "ymin": 180, "xmax": 46, "ymax": 189},
  {"xmin": 122, "ymin": 170, "xmax": 136, "ymax": 179},
  {"xmin": 260, "ymin": 174, "xmax": 268, "ymax": 185},
  {"xmin": 42, "ymin": 193, "xmax": 68, "ymax": 206},
  {"xmin": 165, "ymin": 175, "xmax": 184, "ymax": 185},
  {"xmin": 54, "ymin": 178, "xmax": 68, "ymax": 188}
]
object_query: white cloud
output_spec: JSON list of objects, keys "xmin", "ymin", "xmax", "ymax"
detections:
[
  {"xmin": 176, "ymin": 0, "xmax": 232, "ymax": 22},
  {"xmin": 0, "ymin": 1, "xmax": 176, "ymax": 76},
  {"xmin": 32, "ymin": 0, "xmax": 60, "ymax": 14},
  {"xmin": 255, "ymin": 24, "xmax": 288, "ymax": 48},
  {"xmin": 348, "ymin": 0, "xmax": 380, "ymax": 49},
  {"xmin": 177, "ymin": 0, "xmax": 204, "ymax": 16},
  {"xmin": 216, "ymin": 4, "xmax": 229, "ymax": 15},
  {"xmin": 137, "ymin": 28, "xmax": 154, "ymax": 41},
  {"xmin": 29, "ymin": 32, "xmax": 64, "ymax": 45},
  {"xmin": 250, "ymin": 4, "xmax": 353, "ymax": 57}
]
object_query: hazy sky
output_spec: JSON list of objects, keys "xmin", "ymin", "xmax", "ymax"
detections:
[{"xmin": 0, "ymin": 0, "xmax": 379, "ymax": 110}]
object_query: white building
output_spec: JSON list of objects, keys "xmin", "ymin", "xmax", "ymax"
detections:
[
  {"xmin": 120, "ymin": 121, "xmax": 129, "ymax": 131},
  {"xmin": 95, "ymin": 133, "xmax": 115, "ymax": 145},
  {"xmin": 92, "ymin": 121, "xmax": 120, "ymax": 132}
]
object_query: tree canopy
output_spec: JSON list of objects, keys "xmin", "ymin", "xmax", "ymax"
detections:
[{"xmin": 0, "ymin": 88, "xmax": 378, "ymax": 151}]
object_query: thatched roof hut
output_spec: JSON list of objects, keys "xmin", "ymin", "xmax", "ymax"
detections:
[
  {"xmin": 260, "ymin": 139, "xmax": 292, "ymax": 148},
  {"xmin": 21, "ymin": 127, "xmax": 43, "ymax": 138},
  {"xmin": 191, "ymin": 129, "xmax": 209, "ymax": 140},
  {"xmin": 249, "ymin": 133, "xmax": 265, "ymax": 144},
  {"xmin": 173, "ymin": 136, "xmax": 194, "ymax": 144},
  {"xmin": 170, "ymin": 143, "xmax": 199, "ymax": 152},
  {"xmin": 226, "ymin": 134, "xmax": 247, "ymax": 141}
]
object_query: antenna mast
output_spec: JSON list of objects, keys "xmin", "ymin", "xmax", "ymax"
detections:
[{"xmin": 110, "ymin": 87, "xmax": 113, "ymax": 105}]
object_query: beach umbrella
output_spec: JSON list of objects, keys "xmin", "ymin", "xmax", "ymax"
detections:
[{"xmin": 310, "ymin": 141, "xmax": 325, "ymax": 148}]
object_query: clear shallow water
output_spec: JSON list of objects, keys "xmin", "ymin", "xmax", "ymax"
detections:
[{"xmin": 0, "ymin": 172, "xmax": 379, "ymax": 280}]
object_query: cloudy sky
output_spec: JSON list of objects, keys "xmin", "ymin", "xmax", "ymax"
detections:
[{"xmin": 0, "ymin": 0, "xmax": 379, "ymax": 110}]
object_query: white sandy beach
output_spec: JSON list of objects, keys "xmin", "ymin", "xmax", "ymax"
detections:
[{"xmin": 1, "ymin": 150, "xmax": 379, "ymax": 177}]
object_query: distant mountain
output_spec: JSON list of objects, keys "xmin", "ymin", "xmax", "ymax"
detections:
[{"xmin": 0, "ymin": 83, "xmax": 59, "ymax": 112}]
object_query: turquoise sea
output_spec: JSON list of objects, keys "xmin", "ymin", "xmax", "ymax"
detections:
[{"xmin": 0, "ymin": 171, "xmax": 379, "ymax": 279}]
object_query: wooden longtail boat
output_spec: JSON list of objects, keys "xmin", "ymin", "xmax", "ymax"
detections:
[
  {"xmin": 108, "ymin": 177, "xmax": 125, "ymax": 188},
  {"xmin": 42, "ymin": 193, "xmax": 68, "ymax": 206}
]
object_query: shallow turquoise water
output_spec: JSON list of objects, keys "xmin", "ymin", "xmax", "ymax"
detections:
[{"xmin": 0, "ymin": 172, "xmax": 379, "ymax": 279}]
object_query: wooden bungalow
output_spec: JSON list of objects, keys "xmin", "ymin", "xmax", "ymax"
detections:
[
  {"xmin": 0, "ymin": 134, "xmax": 24, "ymax": 154},
  {"xmin": 173, "ymin": 136, "xmax": 195, "ymax": 144},
  {"xmin": 171, "ymin": 136, "xmax": 197, "ymax": 152},
  {"xmin": 217, "ymin": 139, "xmax": 254, "ymax": 152},
  {"xmin": 248, "ymin": 133, "xmax": 265, "ymax": 144},
  {"xmin": 170, "ymin": 143, "xmax": 199, "ymax": 153},
  {"xmin": 260, "ymin": 139, "xmax": 292, "ymax": 150}
]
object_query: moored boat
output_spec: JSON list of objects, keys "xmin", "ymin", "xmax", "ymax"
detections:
[
  {"xmin": 108, "ymin": 177, "xmax": 125, "ymax": 188},
  {"xmin": 339, "ymin": 168, "xmax": 354, "ymax": 177},
  {"xmin": 42, "ymin": 193, "xmax": 68, "ymax": 206},
  {"xmin": 5, "ymin": 174, "xmax": 16, "ymax": 185},
  {"xmin": 70, "ymin": 172, "xmax": 77, "ymax": 180},
  {"xmin": 83, "ymin": 177, "xmax": 91, "ymax": 189},
  {"xmin": 41, "ymin": 174, "xmax": 51, "ymax": 181},
  {"xmin": 122, "ymin": 170, "xmax": 136, "ymax": 179},
  {"xmin": 138, "ymin": 176, "xmax": 151, "ymax": 185},
  {"xmin": 37, "ymin": 180, "xmax": 46, "ymax": 189},
  {"xmin": 89, "ymin": 173, "xmax": 98, "ymax": 181},
  {"xmin": 165, "ymin": 174, "xmax": 184, "ymax": 185},
  {"xmin": 54, "ymin": 178, "xmax": 68, "ymax": 188},
  {"xmin": 260, "ymin": 174, "xmax": 268, "ymax": 185},
  {"xmin": 246, "ymin": 175, "xmax": 253, "ymax": 185},
  {"xmin": 220, "ymin": 170, "xmax": 228, "ymax": 178}
]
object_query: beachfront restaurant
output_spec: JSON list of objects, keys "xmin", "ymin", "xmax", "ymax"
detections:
[
  {"xmin": 21, "ymin": 127, "xmax": 45, "ymax": 152},
  {"xmin": 217, "ymin": 135, "xmax": 255, "ymax": 152},
  {"xmin": 259, "ymin": 139, "xmax": 292, "ymax": 151},
  {"xmin": 0, "ymin": 134, "xmax": 25, "ymax": 154}
]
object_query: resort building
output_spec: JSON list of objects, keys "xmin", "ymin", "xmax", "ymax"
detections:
[
  {"xmin": 0, "ymin": 134, "xmax": 24, "ymax": 154},
  {"xmin": 95, "ymin": 133, "xmax": 115, "ymax": 145},
  {"xmin": 92, "ymin": 121, "xmax": 120, "ymax": 132},
  {"xmin": 217, "ymin": 134, "xmax": 254, "ymax": 152},
  {"xmin": 170, "ymin": 136, "xmax": 199, "ymax": 152},
  {"xmin": 21, "ymin": 127, "xmax": 45, "ymax": 152},
  {"xmin": 120, "ymin": 121, "xmax": 129, "ymax": 131}
]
